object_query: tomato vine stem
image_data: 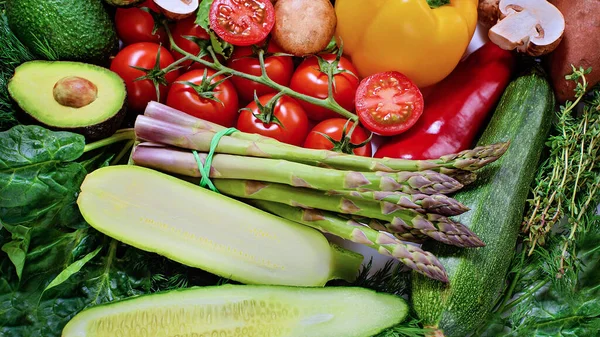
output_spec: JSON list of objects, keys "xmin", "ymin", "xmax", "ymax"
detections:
[{"xmin": 163, "ymin": 21, "xmax": 359, "ymax": 123}]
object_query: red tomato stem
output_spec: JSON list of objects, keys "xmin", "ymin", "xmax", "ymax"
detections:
[{"xmin": 163, "ymin": 21, "xmax": 359, "ymax": 123}]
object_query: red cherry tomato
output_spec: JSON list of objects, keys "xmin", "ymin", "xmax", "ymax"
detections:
[
  {"xmin": 115, "ymin": 1, "xmax": 167, "ymax": 46},
  {"xmin": 289, "ymin": 54, "xmax": 360, "ymax": 122},
  {"xmin": 110, "ymin": 42, "xmax": 179, "ymax": 112},
  {"xmin": 355, "ymin": 71, "xmax": 424, "ymax": 136},
  {"xmin": 170, "ymin": 16, "xmax": 211, "ymax": 68},
  {"xmin": 226, "ymin": 42, "xmax": 294, "ymax": 104},
  {"xmin": 166, "ymin": 69, "xmax": 239, "ymax": 127},
  {"xmin": 304, "ymin": 118, "xmax": 372, "ymax": 157},
  {"xmin": 209, "ymin": 0, "xmax": 275, "ymax": 46},
  {"xmin": 236, "ymin": 93, "xmax": 309, "ymax": 146}
]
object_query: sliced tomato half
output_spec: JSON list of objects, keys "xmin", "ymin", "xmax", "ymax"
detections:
[
  {"xmin": 355, "ymin": 71, "xmax": 424, "ymax": 137},
  {"xmin": 209, "ymin": 0, "xmax": 275, "ymax": 46}
]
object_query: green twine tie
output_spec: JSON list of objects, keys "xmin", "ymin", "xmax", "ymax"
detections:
[{"xmin": 193, "ymin": 127, "xmax": 237, "ymax": 193}]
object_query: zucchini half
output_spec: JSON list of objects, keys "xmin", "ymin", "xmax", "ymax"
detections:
[{"xmin": 77, "ymin": 165, "xmax": 363, "ymax": 287}]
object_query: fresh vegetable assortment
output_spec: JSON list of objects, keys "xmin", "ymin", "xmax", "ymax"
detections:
[{"xmin": 1, "ymin": 0, "xmax": 598, "ymax": 336}]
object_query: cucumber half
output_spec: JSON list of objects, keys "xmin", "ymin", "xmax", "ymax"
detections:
[
  {"xmin": 76, "ymin": 165, "xmax": 363, "ymax": 287},
  {"xmin": 62, "ymin": 284, "xmax": 408, "ymax": 337}
]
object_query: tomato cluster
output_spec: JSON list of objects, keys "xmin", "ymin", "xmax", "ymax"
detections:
[{"xmin": 109, "ymin": 0, "xmax": 424, "ymax": 155}]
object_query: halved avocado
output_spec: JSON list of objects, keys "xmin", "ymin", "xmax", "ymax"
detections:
[{"xmin": 8, "ymin": 61, "xmax": 127, "ymax": 140}]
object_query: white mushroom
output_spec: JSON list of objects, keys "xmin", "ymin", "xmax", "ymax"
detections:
[
  {"xmin": 153, "ymin": 0, "xmax": 199, "ymax": 20},
  {"xmin": 488, "ymin": 0, "xmax": 565, "ymax": 56}
]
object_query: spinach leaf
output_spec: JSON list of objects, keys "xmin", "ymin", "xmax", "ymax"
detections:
[
  {"xmin": 0, "ymin": 224, "xmax": 31, "ymax": 280},
  {"xmin": 0, "ymin": 228, "xmax": 152, "ymax": 337},
  {"xmin": 0, "ymin": 125, "xmax": 87, "ymax": 279},
  {"xmin": 0, "ymin": 125, "xmax": 86, "ymax": 229},
  {"xmin": 42, "ymin": 246, "xmax": 102, "ymax": 293}
]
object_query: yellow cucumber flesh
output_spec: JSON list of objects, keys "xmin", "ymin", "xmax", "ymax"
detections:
[
  {"xmin": 62, "ymin": 284, "xmax": 408, "ymax": 337},
  {"xmin": 76, "ymin": 165, "xmax": 362, "ymax": 286}
]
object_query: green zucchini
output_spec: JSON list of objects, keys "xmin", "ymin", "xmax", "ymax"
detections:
[
  {"xmin": 62, "ymin": 284, "xmax": 408, "ymax": 337},
  {"xmin": 76, "ymin": 165, "xmax": 363, "ymax": 287},
  {"xmin": 411, "ymin": 69, "xmax": 555, "ymax": 336}
]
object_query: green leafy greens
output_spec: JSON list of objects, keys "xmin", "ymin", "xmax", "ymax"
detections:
[
  {"xmin": 0, "ymin": 126, "xmax": 146, "ymax": 336},
  {"xmin": 0, "ymin": 125, "xmax": 229, "ymax": 336}
]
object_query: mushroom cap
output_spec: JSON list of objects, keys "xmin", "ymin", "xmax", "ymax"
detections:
[
  {"xmin": 478, "ymin": 0, "xmax": 500, "ymax": 30},
  {"xmin": 489, "ymin": 0, "xmax": 565, "ymax": 56}
]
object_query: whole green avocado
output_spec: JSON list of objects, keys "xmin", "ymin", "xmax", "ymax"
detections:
[{"xmin": 6, "ymin": 0, "xmax": 119, "ymax": 64}]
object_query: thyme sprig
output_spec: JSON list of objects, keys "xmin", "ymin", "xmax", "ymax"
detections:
[{"xmin": 523, "ymin": 66, "xmax": 600, "ymax": 274}]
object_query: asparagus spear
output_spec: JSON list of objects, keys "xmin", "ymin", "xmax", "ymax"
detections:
[
  {"xmin": 135, "ymin": 113, "xmax": 508, "ymax": 173},
  {"xmin": 344, "ymin": 215, "xmax": 429, "ymax": 243},
  {"xmin": 132, "ymin": 142, "xmax": 463, "ymax": 194},
  {"xmin": 441, "ymin": 169, "xmax": 478, "ymax": 186},
  {"xmin": 214, "ymin": 179, "xmax": 485, "ymax": 248},
  {"xmin": 144, "ymin": 101, "xmax": 282, "ymax": 145},
  {"xmin": 327, "ymin": 190, "xmax": 469, "ymax": 216},
  {"xmin": 251, "ymin": 200, "xmax": 449, "ymax": 283}
]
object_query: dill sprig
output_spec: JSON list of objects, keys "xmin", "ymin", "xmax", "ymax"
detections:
[
  {"xmin": 523, "ymin": 66, "xmax": 600, "ymax": 276},
  {"xmin": 373, "ymin": 317, "xmax": 432, "ymax": 337},
  {"xmin": 0, "ymin": 11, "xmax": 60, "ymax": 131},
  {"xmin": 350, "ymin": 259, "xmax": 410, "ymax": 296},
  {"xmin": 0, "ymin": 14, "xmax": 34, "ymax": 130}
]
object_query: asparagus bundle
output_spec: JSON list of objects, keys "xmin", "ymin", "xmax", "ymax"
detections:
[
  {"xmin": 132, "ymin": 144, "xmax": 463, "ymax": 194},
  {"xmin": 131, "ymin": 145, "xmax": 479, "ymax": 246},
  {"xmin": 130, "ymin": 102, "xmax": 507, "ymax": 282},
  {"xmin": 139, "ymin": 102, "xmax": 509, "ymax": 175},
  {"xmin": 212, "ymin": 179, "xmax": 484, "ymax": 248}
]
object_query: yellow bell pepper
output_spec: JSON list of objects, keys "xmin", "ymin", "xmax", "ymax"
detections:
[{"xmin": 334, "ymin": 0, "xmax": 478, "ymax": 88}]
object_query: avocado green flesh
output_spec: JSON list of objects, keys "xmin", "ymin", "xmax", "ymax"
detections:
[
  {"xmin": 6, "ymin": 0, "xmax": 118, "ymax": 63},
  {"xmin": 77, "ymin": 165, "xmax": 362, "ymax": 287},
  {"xmin": 62, "ymin": 284, "xmax": 407, "ymax": 337},
  {"xmin": 8, "ymin": 61, "xmax": 126, "ymax": 128}
]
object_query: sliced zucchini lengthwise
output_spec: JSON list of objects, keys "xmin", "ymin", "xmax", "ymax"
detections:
[
  {"xmin": 62, "ymin": 284, "xmax": 408, "ymax": 337},
  {"xmin": 76, "ymin": 165, "xmax": 363, "ymax": 287}
]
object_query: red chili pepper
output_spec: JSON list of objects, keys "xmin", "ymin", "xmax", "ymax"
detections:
[{"xmin": 374, "ymin": 42, "xmax": 516, "ymax": 160}]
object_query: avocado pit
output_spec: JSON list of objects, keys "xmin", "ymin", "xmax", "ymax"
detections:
[{"xmin": 53, "ymin": 76, "xmax": 98, "ymax": 108}]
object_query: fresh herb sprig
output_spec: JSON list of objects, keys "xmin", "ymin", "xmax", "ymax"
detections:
[
  {"xmin": 522, "ymin": 66, "xmax": 600, "ymax": 275},
  {"xmin": 0, "ymin": 14, "xmax": 35, "ymax": 130},
  {"xmin": 0, "ymin": 13, "xmax": 59, "ymax": 131}
]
